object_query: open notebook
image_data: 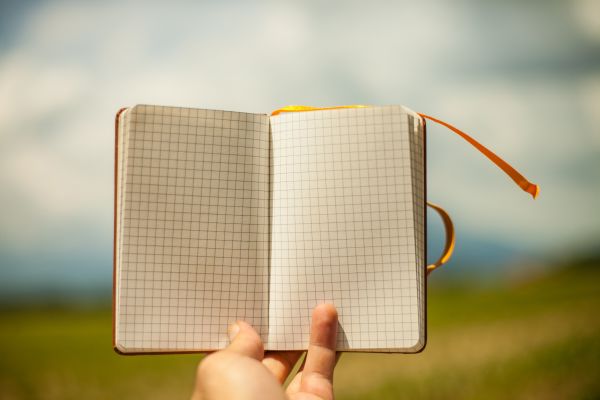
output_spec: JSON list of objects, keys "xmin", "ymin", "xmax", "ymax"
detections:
[{"xmin": 114, "ymin": 104, "xmax": 426, "ymax": 353}]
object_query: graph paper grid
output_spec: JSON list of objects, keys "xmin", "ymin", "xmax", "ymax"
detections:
[
  {"xmin": 115, "ymin": 104, "xmax": 426, "ymax": 352},
  {"xmin": 268, "ymin": 106, "xmax": 426, "ymax": 351},
  {"xmin": 115, "ymin": 105, "xmax": 271, "ymax": 352}
]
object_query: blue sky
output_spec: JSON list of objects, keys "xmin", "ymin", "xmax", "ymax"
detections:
[{"xmin": 0, "ymin": 0, "xmax": 599, "ymax": 296}]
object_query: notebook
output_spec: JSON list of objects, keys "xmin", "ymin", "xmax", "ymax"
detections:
[{"xmin": 113, "ymin": 104, "xmax": 538, "ymax": 354}]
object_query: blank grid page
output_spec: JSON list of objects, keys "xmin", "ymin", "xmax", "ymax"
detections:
[
  {"xmin": 408, "ymin": 115, "xmax": 426, "ymax": 346},
  {"xmin": 116, "ymin": 105, "xmax": 270, "ymax": 352},
  {"xmin": 268, "ymin": 106, "xmax": 425, "ymax": 351}
]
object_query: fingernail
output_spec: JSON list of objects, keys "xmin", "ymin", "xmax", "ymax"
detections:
[{"xmin": 228, "ymin": 322, "xmax": 240, "ymax": 341}]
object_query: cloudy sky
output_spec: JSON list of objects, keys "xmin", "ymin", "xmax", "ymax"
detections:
[{"xmin": 0, "ymin": 0, "xmax": 599, "ymax": 295}]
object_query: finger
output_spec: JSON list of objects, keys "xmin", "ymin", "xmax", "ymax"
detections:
[
  {"xmin": 303, "ymin": 304, "xmax": 338, "ymax": 379},
  {"xmin": 287, "ymin": 352, "xmax": 343, "ymax": 396},
  {"xmin": 262, "ymin": 351, "xmax": 303, "ymax": 383},
  {"xmin": 224, "ymin": 321, "xmax": 264, "ymax": 360},
  {"xmin": 300, "ymin": 303, "xmax": 338, "ymax": 398}
]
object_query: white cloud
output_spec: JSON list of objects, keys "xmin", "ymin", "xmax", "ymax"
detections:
[
  {"xmin": 0, "ymin": 52, "xmax": 88, "ymax": 136},
  {"xmin": 570, "ymin": 0, "xmax": 600, "ymax": 42},
  {"xmin": 578, "ymin": 73, "xmax": 600, "ymax": 147},
  {"xmin": 425, "ymin": 76, "xmax": 600, "ymax": 248},
  {"xmin": 0, "ymin": 0, "xmax": 598, "ymax": 259}
]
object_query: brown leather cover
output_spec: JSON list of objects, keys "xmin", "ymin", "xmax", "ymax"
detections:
[{"xmin": 113, "ymin": 108, "xmax": 127, "ymax": 354}]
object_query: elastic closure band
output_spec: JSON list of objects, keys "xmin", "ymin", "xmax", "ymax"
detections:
[{"xmin": 426, "ymin": 202, "xmax": 455, "ymax": 275}]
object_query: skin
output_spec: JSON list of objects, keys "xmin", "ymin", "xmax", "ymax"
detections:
[{"xmin": 192, "ymin": 303, "xmax": 339, "ymax": 400}]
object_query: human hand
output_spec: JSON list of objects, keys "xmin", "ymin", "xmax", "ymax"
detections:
[{"xmin": 192, "ymin": 303, "xmax": 339, "ymax": 400}]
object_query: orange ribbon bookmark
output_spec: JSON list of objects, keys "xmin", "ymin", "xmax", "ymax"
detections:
[
  {"xmin": 271, "ymin": 105, "xmax": 369, "ymax": 116},
  {"xmin": 418, "ymin": 113, "xmax": 539, "ymax": 199},
  {"xmin": 272, "ymin": 105, "xmax": 540, "ymax": 199}
]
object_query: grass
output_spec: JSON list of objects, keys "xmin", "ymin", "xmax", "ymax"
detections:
[{"xmin": 0, "ymin": 265, "xmax": 598, "ymax": 400}]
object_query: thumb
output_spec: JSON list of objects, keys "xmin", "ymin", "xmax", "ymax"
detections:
[{"xmin": 225, "ymin": 321, "xmax": 265, "ymax": 360}]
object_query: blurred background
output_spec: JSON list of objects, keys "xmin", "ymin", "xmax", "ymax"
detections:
[{"xmin": 0, "ymin": 0, "xmax": 599, "ymax": 399}]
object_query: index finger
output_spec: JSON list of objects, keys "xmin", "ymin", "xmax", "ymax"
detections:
[{"xmin": 300, "ymin": 303, "xmax": 338, "ymax": 398}]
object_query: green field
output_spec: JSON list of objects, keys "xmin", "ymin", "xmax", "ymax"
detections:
[{"xmin": 1, "ymin": 266, "xmax": 599, "ymax": 400}]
